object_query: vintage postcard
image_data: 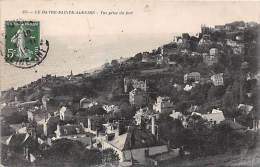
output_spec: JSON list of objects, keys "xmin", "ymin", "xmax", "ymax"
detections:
[{"xmin": 0, "ymin": 0, "xmax": 260, "ymax": 166}]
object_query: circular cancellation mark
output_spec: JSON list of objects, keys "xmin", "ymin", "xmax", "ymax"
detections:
[{"xmin": 4, "ymin": 20, "xmax": 49, "ymax": 69}]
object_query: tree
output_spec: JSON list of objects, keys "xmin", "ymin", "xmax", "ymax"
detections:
[
  {"xmin": 91, "ymin": 115, "xmax": 106, "ymax": 131},
  {"xmin": 210, "ymin": 63, "xmax": 225, "ymax": 73},
  {"xmin": 88, "ymin": 104, "xmax": 106, "ymax": 115},
  {"xmin": 5, "ymin": 112, "xmax": 28, "ymax": 124},
  {"xmin": 79, "ymin": 149, "xmax": 102, "ymax": 166},
  {"xmin": 158, "ymin": 113, "xmax": 184, "ymax": 147},
  {"xmin": 102, "ymin": 148, "xmax": 119, "ymax": 163},
  {"xmin": 222, "ymin": 86, "xmax": 236, "ymax": 118},
  {"xmin": 111, "ymin": 59, "xmax": 119, "ymax": 66},
  {"xmin": 119, "ymin": 101, "xmax": 136, "ymax": 120}
]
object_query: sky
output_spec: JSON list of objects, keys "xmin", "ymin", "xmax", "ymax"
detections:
[{"xmin": 0, "ymin": 0, "xmax": 260, "ymax": 90}]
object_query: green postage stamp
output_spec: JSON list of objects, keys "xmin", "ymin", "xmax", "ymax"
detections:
[{"xmin": 5, "ymin": 21, "xmax": 49, "ymax": 68}]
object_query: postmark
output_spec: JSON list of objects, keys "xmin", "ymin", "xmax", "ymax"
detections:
[{"xmin": 4, "ymin": 21, "xmax": 49, "ymax": 69}]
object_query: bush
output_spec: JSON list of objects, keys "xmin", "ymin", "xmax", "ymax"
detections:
[{"xmin": 4, "ymin": 112, "xmax": 28, "ymax": 124}]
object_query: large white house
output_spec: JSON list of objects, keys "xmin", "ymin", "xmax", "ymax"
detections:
[
  {"xmin": 101, "ymin": 126, "xmax": 168, "ymax": 165},
  {"xmin": 202, "ymin": 109, "xmax": 225, "ymax": 124},
  {"xmin": 153, "ymin": 96, "xmax": 174, "ymax": 113}
]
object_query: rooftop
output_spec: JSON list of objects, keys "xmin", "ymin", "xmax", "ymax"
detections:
[{"xmin": 107, "ymin": 126, "xmax": 164, "ymax": 151}]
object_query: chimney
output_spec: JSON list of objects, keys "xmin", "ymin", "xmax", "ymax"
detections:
[
  {"xmin": 124, "ymin": 78, "xmax": 128, "ymax": 93},
  {"xmin": 151, "ymin": 116, "xmax": 155, "ymax": 135},
  {"xmin": 118, "ymin": 120, "xmax": 126, "ymax": 135},
  {"xmin": 88, "ymin": 118, "xmax": 91, "ymax": 130},
  {"xmin": 56, "ymin": 124, "xmax": 61, "ymax": 138},
  {"xmin": 144, "ymin": 80, "xmax": 147, "ymax": 92}
]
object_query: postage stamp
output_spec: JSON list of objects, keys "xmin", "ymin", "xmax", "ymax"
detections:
[{"xmin": 4, "ymin": 21, "xmax": 49, "ymax": 68}]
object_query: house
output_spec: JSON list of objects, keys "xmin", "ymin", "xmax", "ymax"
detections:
[
  {"xmin": 177, "ymin": 38, "xmax": 183, "ymax": 46},
  {"xmin": 156, "ymin": 53, "xmax": 164, "ymax": 64},
  {"xmin": 224, "ymin": 24, "xmax": 232, "ymax": 31},
  {"xmin": 246, "ymin": 72, "xmax": 257, "ymax": 81},
  {"xmin": 38, "ymin": 115, "xmax": 59, "ymax": 137},
  {"xmin": 102, "ymin": 104, "xmax": 120, "ymax": 113},
  {"xmin": 129, "ymin": 88, "xmax": 147, "ymax": 107},
  {"xmin": 184, "ymin": 72, "xmax": 200, "ymax": 83},
  {"xmin": 170, "ymin": 110, "xmax": 184, "ymax": 120},
  {"xmin": 202, "ymin": 109, "xmax": 225, "ymax": 124},
  {"xmin": 246, "ymin": 21, "xmax": 258, "ymax": 28},
  {"xmin": 5, "ymin": 133, "xmax": 38, "ymax": 162},
  {"xmin": 209, "ymin": 48, "xmax": 219, "ymax": 56},
  {"xmin": 79, "ymin": 98, "xmax": 98, "ymax": 109},
  {"xmin": 27, "ymin": 108, "xmax": 45, "ymax": 122},
  {"xmin": 232, "ymin": 44, "xmax": 245, "ymax": 55},
  {"xmin": 54, "ymin": 124, "xmax": 93, "ymax": 146},
  {"xmin": 17, "ymin": 126, "xmax": 28, "ymax": 134},
  {"xmin": 170, "ymin": 110, "xmax": 188, "ymax": 128},
  {"xmin": 101, "ymin": 126, "xmax": 168, "ymax": 165},
  {"xmin": 238, "ymin": 104, "xmax": 253, "ymax": 114},
  {"xmin": 134, "ymin": 108, "xmax": 147, "ymax": 126},
  {"xmin": 134, "ymin": 107, "xmax": 156, "ymax": 125},
  {"xmin": 226, "ymin": 39, "xmax": 238, "ymax": 47},
  {"xmin": 183, "ymin": 84, "xmax": 193, "ymax": 91},
  {"xmin": 59, "ymin": 106, "xmax": 73, "ymax": 121},
  {"xmin": 214, "ymin": 25, "xmax": 225, "ymax": 31},
  {"xmin": 182, "ymin": 33, "xmax": 190, "ymax": 40},
  {"xmin": 6, "ymin": 133, "xmax": 32, "ymax": 148},
  {"xmin": 203, "ymin": 53, "xmax": 218, "ymax": 66},
  {"xmin": 141, "ymin": 52, "xmax": 157, "ymax": 63},
  {"xmin": 211, "ymin": 73, "xmax": 224, "ymax": 86},
  {"xmin": 153, "ymin": 96, "xmax": 174, "ymax": 113},
  {"xmin": 132, "ymin": 79, "xmax": 147, "ymax": 91},
  {"xmin": 198, "ymin": 35, "xmax": 212, "ymax": 47},
  {"xmin": 162, "ymin": 43, "xmax": 178, "ymax": 55},
  {"xmin": 201, "ymin": 25, "xmax": 211, "ymax": 34},
  {"xmin": 124, "ymin": 78, "xmax": 148, "ymax": 93},
  {"xmin": 102, "ymin": 122, "xmax": 118, "ymax": 135}
]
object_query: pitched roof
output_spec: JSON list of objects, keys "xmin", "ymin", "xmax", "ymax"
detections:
[
  {"xmin": 170, "ymin": 111, "xmax": 183, "ymax": 119},
  {"xmin": 108, "ymin": 127, "xmax": 164, "ymax": 151},
  {"xmin": 202, "ymin": 111, "xmax": 225, "ymax": 123},
  {"xmin": 6, "ymin": 133, "xmax": 31, "ymax": 147},
  {"xmin": 59, "ymin": 124, "xmax": 85, "ymax": 136},
  {"xmin": 238, "ymin": 104, "xmax": 253, "ymax": 113}
]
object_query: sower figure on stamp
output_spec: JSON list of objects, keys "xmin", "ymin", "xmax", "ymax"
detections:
[{"xmin": 11, "ymin": 24, "xmax": 33, "ymax": 60}]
